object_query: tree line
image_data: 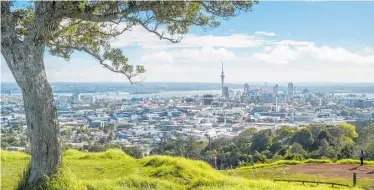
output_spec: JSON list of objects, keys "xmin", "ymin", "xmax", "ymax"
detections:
[{"xmin": 150, "ymin": 121, "xmax": 374, "ymax": 169}]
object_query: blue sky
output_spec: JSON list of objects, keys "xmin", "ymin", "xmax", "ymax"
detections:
[{"xmin": 2, "ymin": 1, "xmax": 374, "ymax": 83}]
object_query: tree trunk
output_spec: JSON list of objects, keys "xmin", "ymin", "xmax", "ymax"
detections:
[{"xmin": 11, "ymin": 45, "xmax": 62, "ymax": 185}]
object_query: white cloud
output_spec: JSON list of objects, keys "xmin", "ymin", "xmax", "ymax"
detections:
[
  {"xmin": 252, "ymin": 43, "xmax": 374, "ymax": 66},
  {"xmin": 139, "ymin": 46, "xmax": 236, "ymax": 67},
  {"xmin": 254, "ymin": 31, "xmax": 276, "ymax": 37},
  {"xmin": 181, "ymin": 34, "xmax": 263, "ymax": 48},
  {"xmin": 363, "ymin": 47, "xmax": 373, "ymax": 55},
  {"xmin": 140, "ymin": 51, "xmax": 174, "ymax": 64},
  {"xmin": 170, "ymin": 47, "xmax": 236, "ymax": 62},
  {"xmin": 2, "ymin": 25, "xmax": 374, "ymax": 83},
  {"xmin": 272, "ymin": 40, "xmax": 315, "ymax": 46},
  {"xmin": 253, "ymin": 45, "xmax": 299, "ymax": 64}
]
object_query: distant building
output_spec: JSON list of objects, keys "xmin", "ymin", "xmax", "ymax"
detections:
[
  {"xmin": 72, "ymin": 93, "xmax": 81, "ymax": 104},
  {"xmin": 202, "ymin": 94, "xmax": 214, "ymax": 105},
  {"xmin": 90, "ymin": 120, "xmax": 105, "ymax": 128},
  {"xmin": 273, "ymin": 84, "xmax": 278, "ymax": 97},
  {"xmin": 223, "ymin": 86, "xmax": 229, "ymax": 99},
  {"xmin": 243, "ymin": 83, "xmax": 249, "ymax": 96},
  {"xmin": 339, "ymin": 99, "xmax": 374, "ymax": 108},
  {"xmin": 288, "ymin": 82, "xmax": 294, "ymax": 97}
]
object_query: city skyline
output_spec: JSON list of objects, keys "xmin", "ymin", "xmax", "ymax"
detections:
[{"xmin": 1, "ymin": 1, "xmax": 374, "ymax": 83}]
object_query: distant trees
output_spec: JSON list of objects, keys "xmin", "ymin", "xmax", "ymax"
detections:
[
  {"xmin": 338, "ymin": 123, "xmax": 358, "ymax": 140},
  {"xmin": 88, "ymin": 143, "xmax": 105, "ymax": 152},
  {"xmin": 249, "ymin": 129, "xmax": 272, "ymax": 153},
  {"xmin": 122, "ymin": 147, "xmax": 144, "ymax": 159},
  {"xmin": 150, "ymin": 122, "xmax": 374, "ymax": 169},
  {"xmin": 292, "ymin": 128, "xmax": 314, "ymax": 150},
  {"xmin": 364, "ymin": 141, "xmax": 374, "ymax": 160}
]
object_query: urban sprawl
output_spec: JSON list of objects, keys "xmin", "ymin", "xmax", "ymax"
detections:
[{"xmin": 2, "ymin": 66, "xmax": 374, "ymax": 156}]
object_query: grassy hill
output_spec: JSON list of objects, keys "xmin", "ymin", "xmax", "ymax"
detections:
[{"xmin": 1, "ymin": 149, "xmax": 366, "ymax": 190}]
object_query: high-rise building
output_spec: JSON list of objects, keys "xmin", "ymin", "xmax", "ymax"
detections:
[
  {"xmin": 223, "ymin": 86, "xmax": 229, "ymax": 98},
  {"xmin": 72, "ymin": 93, "xmax": 81, "ymax": 104},
  {"xmin": 288, "ymin": 82, "xmax": 294, "ymax": 96},
  {"xmin": 243, "ymin": 83, "xmax": 249, "ymax": 96},
  {"xmin": 220, "ymin": 62, "xmax": 225, "ymax": 97},
  {"xmin": 202, "ymin": 94, "xmax": 214, "ymax": 105},
  {"xmin": 273, "ymin": 84, "xmax": 278, "ymax": 97}
]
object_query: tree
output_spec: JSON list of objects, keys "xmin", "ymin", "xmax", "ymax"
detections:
[
  {"xmin": 292, "ymin": 128, "xmax": 314, "ymax": 150},
  {"xmin": 234, "ymin": 128, "xmax": 257, "ymax": 147},
  {"xmin": 338, "ymin": 143, "xmax": 355, "ymax": 159},
  {"xmin": 250, "ymin": 129, "xmax": 272, "ymax": 153},
  {"xmin": 338, "ymin": 123, "xmax": 358, "ymax": 140},
  {"xmin": 1, "ymin": 1, "xmax": 256, "ymax": 185},
  {"xmin": 291, "ymin": 142, "xmax": 307, "ymax": 156},
  {"xmin": 364, "ymin": 141, "xmax": 374, "ymax": 160},
  {"xmin": 88, "ymin": 142, "xmax": 105, "ymax": 152},
  {"xmin": 122, "ymin": 146, "xmax": 143, "ymax": 159}
]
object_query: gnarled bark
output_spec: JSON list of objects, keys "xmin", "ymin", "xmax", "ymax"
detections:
[
  {"xmin": 2, "ymin": 1, "xmax": 62, "ymax": 185},
  {"xmin": 4, "ymin": 44, "xmax": 62, "ymax": 185}
]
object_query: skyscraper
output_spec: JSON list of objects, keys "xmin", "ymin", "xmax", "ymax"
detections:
[
  {"xmin": 220, "ymin": 62, "xmax": 225, "ymax": 97},
  {"xmin": 223, "ymin": 86, "xmax": 229, "ymax": 98},
  {"xmin": 288, "ymin": 82, "xmax": 294, "ymax": 96},
  {"xmin": 273, "ymin": 84, "xmax": 278, "ymax": 97},
  {"xmin": 243, "ymin": 83, "xmax": 249, "ymax": 96}
]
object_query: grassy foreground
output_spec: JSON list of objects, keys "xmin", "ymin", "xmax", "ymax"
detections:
[{"xmin": 1, "ymin": 149, "xmax": 364, "ymax": 190}]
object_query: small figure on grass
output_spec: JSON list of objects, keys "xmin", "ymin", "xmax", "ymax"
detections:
[{"xmin": 360, "ymin": 150, "xmax": 364, "ymax": 166}]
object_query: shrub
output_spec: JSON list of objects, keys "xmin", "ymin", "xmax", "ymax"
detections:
[
  {"xmin": 284, "ymin": 153, "xmax": 304, "ymax": 161},
  {"xmin": 303, "ymin": 159, "xmax": 332, "ymax": 164},
  {"xmin": 272, "ymin": 154, "xmax": 283, "ymax": 161},
  {"xmin": 253, "ymin": 151, "xmax": 266, "ymax": 163},
  {"xmin": 261, "ymin": 150, "xmax": 273, "ymax": 159},
  {"xmin": 293, "ymin": 153, "xmax": 304, "ymax": 161}
]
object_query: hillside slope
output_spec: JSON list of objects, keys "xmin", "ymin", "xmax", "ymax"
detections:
[{"xmin": 1, "ymin": 149, "xmax": 361, "ymax": 190}]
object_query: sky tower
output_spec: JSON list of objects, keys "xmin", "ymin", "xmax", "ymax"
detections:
[{"xmin": 220, "ymin": 62, "xmax": 225, "ymax": 97}]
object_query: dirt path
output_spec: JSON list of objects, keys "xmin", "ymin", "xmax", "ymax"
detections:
[{"xmin": 288, "ymin": 164, "xmax": 374, "ymax": 179}]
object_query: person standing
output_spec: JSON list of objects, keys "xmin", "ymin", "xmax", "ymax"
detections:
[{"xmin": 360, "ymin": 150, "xmax": 364, "ymax": 166}]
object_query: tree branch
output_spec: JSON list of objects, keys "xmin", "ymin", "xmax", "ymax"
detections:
[
  {"xmin": 48, "ymin": 43, "xmax": 142, "ymax": 84},
  {"xmin": 1, "ymin": 1, "xmax": 21, "ymax": 48},
  {"xmin": 25, "ymin": 2, "xmax": 62, "ymax": 44},
  {"xmin": 129, "ymin": 17, "xmax": 183, "ymax": 43},
  {"xmin": 1, "ymin": 1, "xmax": 23, "ymax": 70},
  {"xmin": 65, "ymin": 12, "xmax": 127, "ymax": 23}
]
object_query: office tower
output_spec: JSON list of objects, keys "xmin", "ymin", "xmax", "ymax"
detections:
[
  {"xmin": 288, "ymin": 82, "xmax": 294, "ymax": 96},
  {"xmin": 243, "ymin": 83, "xmax": 249, "ymax": 96},
  {"xmin": 203, "ymin": 94, "xmax": 214, "ymax": 105},
  {"xmin": 223, "ymin": 86, "xmax": 229, "ymax": 99},
  {"xmin": 273, "ymin": 84, "xmax": 278, "ymax": 97}
]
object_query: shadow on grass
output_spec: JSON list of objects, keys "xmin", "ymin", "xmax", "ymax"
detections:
[
  {"xmin": 16, "ymin": 163, "xmax": 31, "ymax": 190},
  {"xmin": 16, "ymin": 164, "xmax": 51, "ymax": 190}
]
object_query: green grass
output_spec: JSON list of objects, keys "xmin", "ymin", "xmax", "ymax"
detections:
[
  {"xmin": 0, "ymin": 150, "xmax": 367, "ymax": 190},
  {"xmin": 1, "ymin": 151, "xmax": 30, "ymax": 190},
  {"xmin": 237, "ymin": 159, "xmax": 333, "ymax": 170},
  {"xmin": 336, "ymin": 159, "xmax": 374, "ymax": 165}
]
